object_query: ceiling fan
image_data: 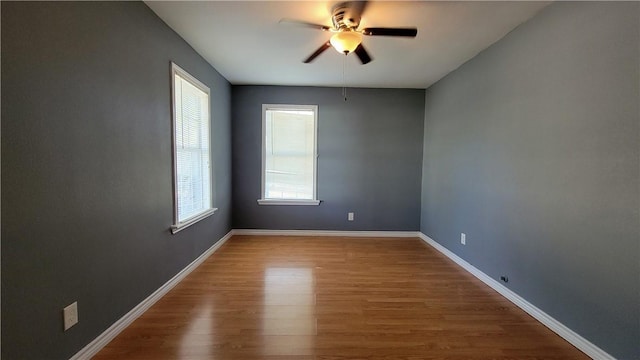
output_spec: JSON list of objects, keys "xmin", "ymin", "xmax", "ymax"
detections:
[{"xmin": 280, "ymin": 1, "xmax": 418, "ymax": 65}]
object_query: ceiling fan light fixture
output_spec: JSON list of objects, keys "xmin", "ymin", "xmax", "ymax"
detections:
[{"xmin": 330, "ymin": 31, "xmax": 362, "ymax": 54}]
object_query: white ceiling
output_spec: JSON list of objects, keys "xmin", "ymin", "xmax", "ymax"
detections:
[{"xmin": 145, "ymin": 1, "xmax": 549, "ymax": 89}]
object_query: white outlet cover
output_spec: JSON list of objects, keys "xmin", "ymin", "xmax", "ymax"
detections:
[
  {"xmin": 63, "ymin": 302, "xmax": 78, "ymax": 331},
  {"xmin": 348, "ymin": 212, "xmax": 354, "ymax": 221},
  {"xmin": 461, "ymin": 233, "xmax": 466, "ymax": 245}
]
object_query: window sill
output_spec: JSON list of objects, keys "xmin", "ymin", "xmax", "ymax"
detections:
[
  {"xmin": 257, "ymin": 199, "xmax": 321, "ymax": 206},
  {"xmin": 171, "ymin": 208, "xmax": 218, "ymax": 234}
]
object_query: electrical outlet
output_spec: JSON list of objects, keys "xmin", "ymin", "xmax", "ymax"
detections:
[
  {"xmin": 348, "ymin": 212, "xmax": 354, "ymax": 221},
  {"xmin": 460, "ymin": 233, "xmax": 466, "ymax": 245},
  {"xmin": 63, "ymin": 302, "xmax": 78, "ymax": 331}
]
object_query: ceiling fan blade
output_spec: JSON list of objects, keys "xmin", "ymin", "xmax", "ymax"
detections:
[
  {"xmin": 304, "ymin": 42, "xmax": 331, "ymax": 63},
  {"xmin": 354, "ymin": 44, "xmax": 372, "ymax": 65},
  {"xmin": 362, "ymin": 27, "xmax": 418, "ymax": 37},
  {"xmin": 279, "ymin": 18, "xmax": 332, "ymax": 31}
]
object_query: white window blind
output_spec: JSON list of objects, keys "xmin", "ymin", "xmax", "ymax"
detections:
[
  {"xmin": 171, "ymin": 64, "xmax": 215, "ymax": 232},
  {"xmin": 261, "ymin": 105, "xmax": 318, "ymax": 204}
]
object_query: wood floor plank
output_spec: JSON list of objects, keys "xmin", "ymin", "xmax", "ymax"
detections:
[{"xmin": 94, "ymin": 236, "xmax": 589, "ymax": 359}]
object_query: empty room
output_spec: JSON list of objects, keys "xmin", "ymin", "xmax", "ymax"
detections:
[{"xmin": 1, "ymin": 1, "xmax": 638, "ymax": 359}]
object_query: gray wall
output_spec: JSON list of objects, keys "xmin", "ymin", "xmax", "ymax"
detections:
[
  {"xmin": 420, "ymin": 2, "xmax": 639, "ymax": 359},
  {"xmin": 232, "ymin": 86, "xmax": 424, "ymax": 231},
  {"xmin": 1, "ymin": 2, "xmax": 232, "ymax": 359}
]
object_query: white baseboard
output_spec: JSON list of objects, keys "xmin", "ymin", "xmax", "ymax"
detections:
[
  {"xmin": 232, "ymin": 229, "xmax": 420, "ymax": 238},
  {"xmin": 417, "ymin": 233, "xmax": 614, "ymax": 360},
  {"xmin": 69, "ymin": 231, "xmax": 233, "ymax": 360}
]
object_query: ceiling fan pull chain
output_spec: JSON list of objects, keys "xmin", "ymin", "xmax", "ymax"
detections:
[{"xmin": 343, "ymin": 54, "xmax": 347, "ymax": 101}]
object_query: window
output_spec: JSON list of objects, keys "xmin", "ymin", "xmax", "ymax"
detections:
[
  {"xmin": 258, "ymin": 104, "xmax": 320, "ymax": 205},
  {"xmin": 170, "ymin": 63, "xmax": 216, "ymax": 233}
]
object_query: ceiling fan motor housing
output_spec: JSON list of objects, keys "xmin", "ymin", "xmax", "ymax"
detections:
[{"xmin": 332, "ymin": 2, "xmax": 361, "ymax": 30}]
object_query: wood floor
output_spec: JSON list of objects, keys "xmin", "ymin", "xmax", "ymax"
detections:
[{"xmin": 94, "ymin": 236, "xmax": 588, "ymax": 359}]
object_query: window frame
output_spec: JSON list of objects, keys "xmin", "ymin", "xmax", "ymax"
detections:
[
  {"xmin": 258, "ymin": 104, "xmax": 320, "ymax": 206},
  {"xmin": 170, "ymin": 62, "xmax": 217, "ymax": 234}
]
